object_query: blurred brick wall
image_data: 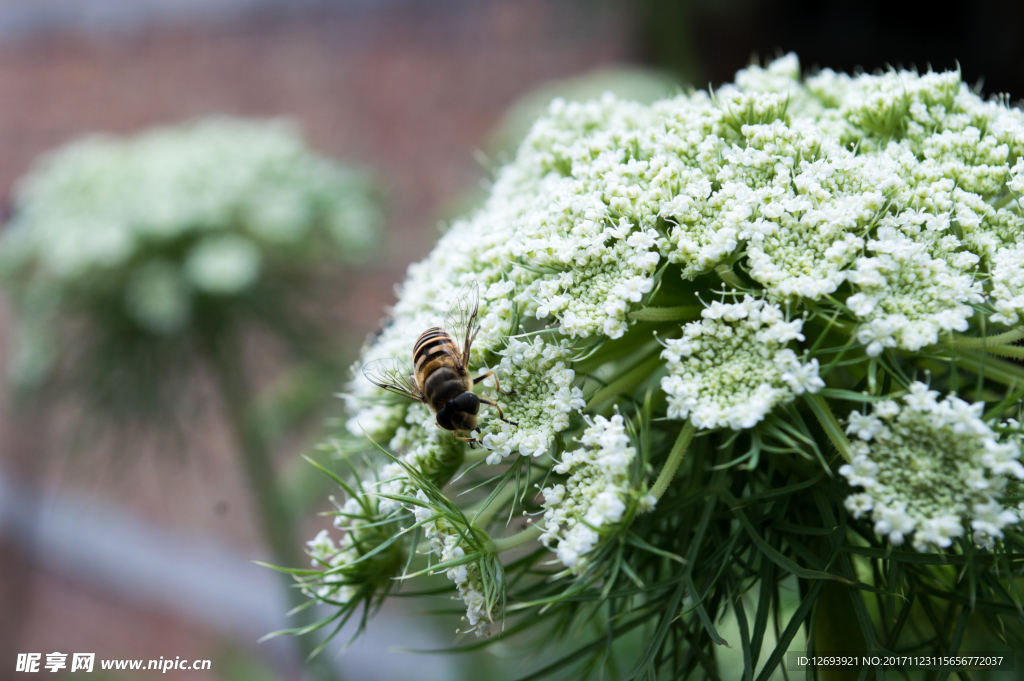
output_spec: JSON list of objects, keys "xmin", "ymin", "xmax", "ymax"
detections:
[{"xmin": 0, "ymin": 1, "xmax": 639, "ymax": 678}]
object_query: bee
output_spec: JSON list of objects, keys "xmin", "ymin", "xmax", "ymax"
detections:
[{"xmin": 362, "ymin": 282, "xmax": 517, "ymax": 446}]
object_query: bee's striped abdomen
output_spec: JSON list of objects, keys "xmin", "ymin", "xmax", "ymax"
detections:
[
  {"xmin": 413, "ymin": 327, "xmax": 457, "ymax": 372},
  {"xmin": 413, "ymin": 327, "xmax": 469, "ymax": 411}
]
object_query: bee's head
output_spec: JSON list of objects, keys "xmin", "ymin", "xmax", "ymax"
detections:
[{"xmin": 437, "ymin": 392, "xmax": 479, "ymax": 432}]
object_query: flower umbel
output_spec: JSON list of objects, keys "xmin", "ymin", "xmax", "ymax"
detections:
[
  {"xmin": 541, "ymin": 414, "xmax": 650, "ymax": 569},
  {"xmin": 660, "ymin": 296, "xmax": 823, "ymax": 430},
  {"xmin": 841, "ymin": 384, "xmax": 1024, "ymax": 551},
  {"xmin": 299, "ymin": 55, "xmax": 1024, "ymax": 674}
]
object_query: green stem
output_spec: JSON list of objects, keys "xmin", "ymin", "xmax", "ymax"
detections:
[
  {"xmin": 463, "ymin": 447, "xmax": 491, "ymax": 465},
  {"xmin": 628, "ymin": 305, "xmax": 703, "ymax": 323},
  {"xmin": 650, "ymin": 421, "xmax": 697, "ymax": 500},
  {"xmin": 948, "ymin": 326, "xmax": 1024, "ymax": 349},
  {"xmin": 491, "ymin": 524, "xmax": 543, "ymax": 553},
  {"xmin": 805, "ymin": 393, "xmax": 854, "ymax": 464},
  {"xmin": 715, "ymin": 263, "xmax": 746, "ymax": 289},
  {"xmin": 813, "ymin": 575, "xmax": 867, "ymax": 681},
  {"xmin": 206, "ymin": 335, "xmax": 339, "ymax": 680},
  {"xmin": 472, "ymin": 468, "xmax": 546, "ymax": 530},
  {"xmin": 991, "ymin": 192, "xmax": 1017, "ymax": 210},
  {"xmin": 585, "ymin": 350, "xmax": 664, "ymax": 409},
  {"xmin": 208, "ymin": 337, "xmax": 297, "ymax": 570}
]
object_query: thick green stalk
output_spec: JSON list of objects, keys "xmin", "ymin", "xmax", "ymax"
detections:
[
  {"xmin": 206, "ymin": 335, "xmax": 339, "ymax": 680},
  {"xmin": 650, "ymin": 421, "xmax": 697, "ymax": 500},
  {"xmin": 813, "ymin": 581, "xmax": 867, "ymax": 681},
  {"xmin": 586, "ymin": 350, "xmax": 664, "ymax": 409},
  {"xmin": 977, "ymin": 344, "xmax": 1024, "ymax": 360},
  {"xmin": 715, "ymin": 263, "xmax": 746, "ymax": 289},
  {"xmin": 805, "ymin": 393, "xmax": 854, "ymax": 464},
  {"xmin": 492, "ymin": 524, "xmax": 543, "ymax": 553},
  {"xmin": 463, "ymin": 447, "xmax": 492, "ymax": 466}
]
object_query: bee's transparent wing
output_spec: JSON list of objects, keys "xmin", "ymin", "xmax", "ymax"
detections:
[
  {"xmin": 361, "ymin": 357, "xmax": 424, "ymax": 403},
  {"xmin": 443, "ymin": 281, "xmax": 479, "ymax": 367}
]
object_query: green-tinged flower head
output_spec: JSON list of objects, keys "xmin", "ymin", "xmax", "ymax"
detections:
[
  {"xmin": 841, "ymin": 383, "xmax": 1024, "ymax": 551},
  {"xmin": 302, "ymin": 489, "xmax": 406, "ymax": 606},
  {"xmin": 660, "ymin": 296, "xmax": 823, "ymax": 430},
  {"xmin": 410, "ymin": 490, "xmax": 503, "ymax": 637},
  {"xmin": 306, "ymin": 446, "xmax": 502, "ymax": 638},
  {"xmin": 302, "ymin": 410, "xmax": 466, "ymax": 618},
  {"xmin": 479, "ymin": 337, "xmax": 585, "ymax": 462},
  {"xmin": 378, "ymin": 404, "xmax": 466, "ymax": 507}
]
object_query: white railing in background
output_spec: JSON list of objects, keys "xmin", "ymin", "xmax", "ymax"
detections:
[{"xmin": 0, "ymin": 469, "xmax": 459, "ymax": 681}]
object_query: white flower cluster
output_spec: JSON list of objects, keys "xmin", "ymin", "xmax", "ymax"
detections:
[
  {"xmin": 305, "ymin": 508, "xmax": 364, "ymax": 604},
  {"xmin": 846, "ymin": 225, "xmax": 984, "ymax": 354},
  {"xmin": 512, "ymin": 96, "xmax": 665, "ymax": 340},
  {"xmin": 541, "ymin": 415, "xmax": 650, "ymax": 569},
  {"xmin": 989, "ymin": 243, "xmax": 1024, "ymax": 325},
  {"xmin": 659, "ymin": 58, "xmax": 1024, "ymax": 356},
  {"xmin": 3, "ymin": 117, "xmax": 379, "ymax": 338},
  {"xmin": 411, "ymin": 492, "xmax": 496, "ymax": 637},
  {"xmin": 660, "ymin": 296, "xmax": 823, "ymax": 430},
  {"xmin": 841, "ymin": 383, "xmax": 1024, "ymax": 551}
]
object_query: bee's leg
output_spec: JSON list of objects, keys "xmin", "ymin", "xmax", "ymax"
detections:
[
  {"xmin": 479, "ymin": 397, "xmax": 519, "ymax": 427},
  {"xmin": 472, "ymin": 370, "xmax": 516, "ymax": 396},
  {"xmin": 454, "ymin": 432, "xmax": 481, "ymax": 448}
]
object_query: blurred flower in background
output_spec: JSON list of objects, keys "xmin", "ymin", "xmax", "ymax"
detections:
[{"xmin": 1, "ymin": 117, "xmax": 379, "ymax": 399}]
